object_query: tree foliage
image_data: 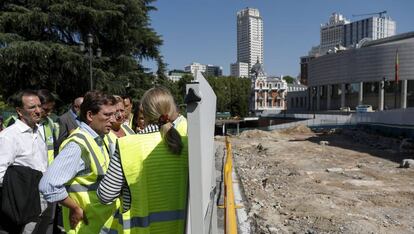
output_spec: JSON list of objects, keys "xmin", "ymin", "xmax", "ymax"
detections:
[
  {"xmin": 282, "ymin": 75, "xmax": 296, "ymax": 84},
  {"xmin": 0, "ymin": 0, "xmax": 163, "ymax": 106},
  {"xmin": 206, "ymin": 76, "xmax": 251, "ymax": 117}
]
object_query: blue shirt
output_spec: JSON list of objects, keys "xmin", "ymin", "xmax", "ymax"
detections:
[{"xmin": 39, "ymin": 122, "xmax": 109, "ymax": 203}]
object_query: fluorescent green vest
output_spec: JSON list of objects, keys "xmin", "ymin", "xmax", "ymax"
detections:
[
  {"xmin": 117, "ymin": 132, "xmax": 189, "ymax": 234},
  {"xmin": 2, "ymin": 115, "xmax": 17, "ymax": 128},
  {"xmin": 104, "ymin": 124, "xmax": 135, "ymax": 148},
  {"xmin": 60, "ymin": 128, "xmax": 118, "ymax": 234},
  {"xmin": 174, "ymin": 116, "xmax": 187, "ymax": 136},
  {"xmin": 43, "ymin": 117, "xmax": 59, "ymax": 164}
]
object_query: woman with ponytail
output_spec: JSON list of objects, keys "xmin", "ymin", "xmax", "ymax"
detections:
[{"xmin": 97, "ymin": 87, "xmax": 188, "ymax": 233}]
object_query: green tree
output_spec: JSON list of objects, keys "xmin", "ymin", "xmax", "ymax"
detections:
[
  {"xmin": 206, "ymin": 76, "xmax": 251, "ymax": 117},
  {"xmin": 0, "ymin": 0, "xmax": 163, "ymax": 105},
  {"xmin": 282, "ymin": 75, "xmax": 296, "ymax": 84}
]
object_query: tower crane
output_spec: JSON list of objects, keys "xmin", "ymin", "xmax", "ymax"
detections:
[{"xmin": 352, "ymin": 10, "xmax": 387, "ymax": 18}]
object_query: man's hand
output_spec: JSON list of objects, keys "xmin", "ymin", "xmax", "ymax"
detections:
[
  {"xmin": 69, "ymin": 206, "xmax": 88, "ymax": 229},
  {"xmin": 59, "ymin": 196, "xmax": 89, "ymax": 229}
]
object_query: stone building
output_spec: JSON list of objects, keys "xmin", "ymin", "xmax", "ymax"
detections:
[{"xmin": 250, "ymin": 61, "xmax": 287, "ymax": 115}]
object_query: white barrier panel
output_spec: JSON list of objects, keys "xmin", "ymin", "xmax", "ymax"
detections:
[{"xmin": 186, "ymin": 71, "xmax": 218, "ymax": 234}]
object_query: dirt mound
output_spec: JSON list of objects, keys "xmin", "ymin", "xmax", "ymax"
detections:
[
  {"xmin": 239, "ymin": 129, "xmax": 273, "ymax": 138},
  {"xmin": 280, "ymin": 124, "xmax": 313, "ymax": 134}
]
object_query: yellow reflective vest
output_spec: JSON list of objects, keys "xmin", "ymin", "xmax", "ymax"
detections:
[
  {"xmin": 104, "ymin": 124, "xmax": 135, "ymax": 150},
  {"xmin": 174, "ymin": 115, "xmax": 187, "ymax": 136},
  {"xmin": 60, "ymin": 128, "xmax": 118, "ymax": 234},
  {"xmin": 117, "ymin": 132, "xmax": 189, "ymax": 233},
  {"xmin": 43, "ymin": 116, "xmax": 59, "ymax": 164}
]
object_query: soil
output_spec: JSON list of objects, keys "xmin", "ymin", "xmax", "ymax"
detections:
[{"xmin": 224, "ymin": 126, "xmax": 414, "ymax": 233}]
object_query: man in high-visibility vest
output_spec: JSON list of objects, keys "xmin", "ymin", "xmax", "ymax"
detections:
[
  {"xmin": 37, "ymin": 89, "xmax": 59, "ymax": 163},
  {"xmin": 39, "ymin": 90, "xmax": 118, "ymax": 234}
]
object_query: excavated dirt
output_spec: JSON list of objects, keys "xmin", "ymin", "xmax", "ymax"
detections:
[{"xmin": 227, "ymin": 126, "xmax": 414, "ymax": 233}]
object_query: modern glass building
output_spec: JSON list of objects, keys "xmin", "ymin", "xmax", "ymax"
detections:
[{"xmin": 308, "ymin": 32, "xmax": 414, "ymax": 111}]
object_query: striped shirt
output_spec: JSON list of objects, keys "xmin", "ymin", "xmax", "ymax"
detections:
[
  {"xmin": 97, "ymin": 124, "xmax": 158, "ymax": 212},
  {"xmin": 39, "ymin": 122, "xmax": 110, "ymax": 203}
]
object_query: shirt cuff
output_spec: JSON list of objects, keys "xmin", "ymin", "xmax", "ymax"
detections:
[{"xmin": 42, "ymin": 187, "xmax": 69, "ymax": 203}]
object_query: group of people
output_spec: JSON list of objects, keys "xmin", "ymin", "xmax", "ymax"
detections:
[{"xmin": 0, "ymin": 87, "xmax": 188, "ymax": 234}]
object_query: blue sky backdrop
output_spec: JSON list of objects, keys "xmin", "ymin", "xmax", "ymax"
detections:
[{"xmin": 144, "ymin": 0, "xmax": 414, "ymax": 77}]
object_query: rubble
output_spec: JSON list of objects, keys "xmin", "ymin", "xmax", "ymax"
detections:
[{"xmin": 227, "ymin": 127, "xmax": 414, "ymax": 233}]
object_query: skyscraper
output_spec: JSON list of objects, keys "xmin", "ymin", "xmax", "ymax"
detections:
[
  {"xmin": 231, "ymin": 8, "xmax": 263, "ymax": 77},
  {"xmin": 320, "ymin": 13, "xmax": 350, "ymax": 52}
]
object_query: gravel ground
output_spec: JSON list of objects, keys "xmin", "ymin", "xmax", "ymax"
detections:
[{"xmin": 217, "ymin": 126, "xmax": 414, "ymax": 234}]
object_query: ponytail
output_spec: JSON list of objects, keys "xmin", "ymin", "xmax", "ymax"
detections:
[{"xmin": 160, "ymin": 122, "xmax": 183, "ymax": 154}]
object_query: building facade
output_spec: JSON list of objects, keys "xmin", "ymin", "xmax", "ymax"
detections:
[
  {"xmin": 250, "ymin": 61, "xmax": 287, "ymax": 115},
  {"xmin": 230, "ymin": 62, "xmax": 249, "ymax": 78},
  {"xmin": 185, "ymin": 62, "xmax": 206, "ymax": 76},
  {"xmin": 343, "ymin": 16, "xmax": 396, "ymax": 47},
  {"xmin": 205, "ymin": 65, "xmax": 223, "ymax": 77},
  {"xmin": 308, "ymin": 32, "xmax": 414, "ymax": 111},
  {"xmin": 320, "ymin": 13, "xmax": 350, "ymax": 53},
  {"xmin": 235, "ymin": 8, "xmax": 263, "ymax": 75},
  {"xmin": 167, "ymin": 70, "xmax": 191, "ymax": 82},
  {"xmin": 287, "ymin": 83, "xmax": 308, "ymax": 111},
  {"xmin": 303, "ymin": 13, "xmax": 396, "ymax": 91}
]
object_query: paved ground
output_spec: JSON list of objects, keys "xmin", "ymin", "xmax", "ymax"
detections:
[{"xmin": 216, "ymin": 126, "xmax": 414, "ymax": 233}]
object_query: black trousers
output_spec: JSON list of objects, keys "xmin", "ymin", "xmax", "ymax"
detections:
[{"xmin": 0, "ymin": 188, "xmax": 24, "ymax": 234}]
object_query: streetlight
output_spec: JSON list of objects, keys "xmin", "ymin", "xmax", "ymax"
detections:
[{"xmin": 79, "ymin": 33, "xmax": 101, "ymax": 90}]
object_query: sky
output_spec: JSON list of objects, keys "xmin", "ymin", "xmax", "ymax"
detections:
[{"xmin": 143, "ymin": 0, "xmax": 414, "ymax": 77}]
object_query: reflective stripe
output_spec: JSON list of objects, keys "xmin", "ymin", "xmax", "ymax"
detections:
[
  {"xmin": 66, "ymin": 182, "xmax": 99, "ymax": 192},
  {"xmin": 100, "ymin": 227, "xmax": 118, "ymax": 234},
  {"xmin": 122, "ymin": 124, "xmax": 135, "ymax": 135},
  {"xmin": 106, "ymin": 135, "xmax": 114, "ymax": 145},
  {"xmin": 70, "ymin": 133, "xmax": 105, "ymax": 176},
  {"xmin": 47, "ymin": 145, "xmax": 54, "ymax": 150},
  {"xmin": 122, "ymin": 210, "xmax": 186, "ymax": 229},
  {"xmin": 66, "ymin": 175, "xmax": 104, "ymax": 192}
]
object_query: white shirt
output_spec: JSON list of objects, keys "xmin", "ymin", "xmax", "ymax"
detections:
[{"xmin": 0, "ymin": 119, "xmax": 48, "ymax": 185}]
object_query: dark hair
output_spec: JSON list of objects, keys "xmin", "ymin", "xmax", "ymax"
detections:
[
  {"xmin": 79, "ymin": 90, "xmax": 116, "ymax": 122},
  {"xmin": 37, "ymin": 89, "xmax": 55, "ymax": 105},
  {"xmin": 131, "ymin": 101, "xmax": 141, "ymax": 133},
  {"xmin": 122, "ymin": 95, "xmax": 132, "ymax": 102},
  {"xmin": 14, "ymin": 90, "xmax": 38, "ymax": 108}
]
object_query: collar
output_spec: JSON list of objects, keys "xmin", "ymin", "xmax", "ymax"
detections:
[
  {"xmin": 79, "ymin": 122, "xmax": 100, "ymax": 138},
  {"xmin": 79, "ymin": 121, "xmax": 104, "ymax": 146},
  {"xmin": 14, "ymin": 119, "xmax": 38, "ymax": 133},
  {"xmin": 69, "ymin": 108, "xmax": 78, "ymax": 118}
]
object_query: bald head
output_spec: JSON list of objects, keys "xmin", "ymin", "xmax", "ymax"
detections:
[{"xmin": 72, "ymin": 97, "xmax": 84, "ymax": 115}]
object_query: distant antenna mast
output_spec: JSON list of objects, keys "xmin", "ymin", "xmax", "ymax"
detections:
[{"xmin": 352, "ymin": 10, "xmax": 387, "ymax": 18}]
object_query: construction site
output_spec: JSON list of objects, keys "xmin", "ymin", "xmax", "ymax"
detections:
[{"xmin": 215, "ymin": 125, "xmax": 414, "ymax": 233}]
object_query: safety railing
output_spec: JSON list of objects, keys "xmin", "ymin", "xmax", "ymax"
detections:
[{"xmin": 224, "ymin": 136, "xmax": 237, "ymax": 234}]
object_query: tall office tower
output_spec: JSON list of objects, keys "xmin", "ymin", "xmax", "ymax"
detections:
[
  {"xmin": 320, "ymin": 13, "xmax": 350, "ymax": 52},
  {"xmin": 343, "ymin": 15, "xmax": 396, "ymax": 47},
  {"xmin": 236, "ymin": 8, "xmax": 263, "ymax": 75}
]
